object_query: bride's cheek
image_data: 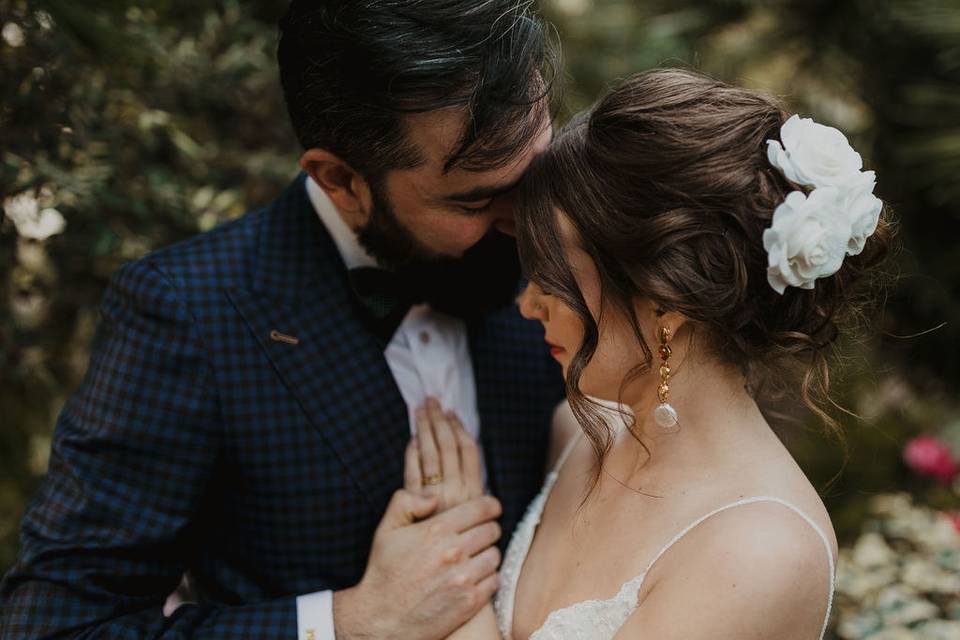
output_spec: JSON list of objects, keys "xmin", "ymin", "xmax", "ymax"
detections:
[{"xmin": 579, "ymin": 315, "xmax": 636, "ymax": 400}]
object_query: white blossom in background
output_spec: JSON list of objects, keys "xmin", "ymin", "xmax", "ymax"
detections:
[
  {"xmin": 551, "ymin": 0, "xmax": 591, "ymax": 17},
  {"xmin": 28, "ymin": 434, "xmax": 52, "ymax": 476},
  {"xmin": 834, "ymin": 493, "xmax": 960, "ymax": 640},
  {"xmin": 4, "ymin": 191, "xmax": 67, "ymax": 241},
  {"xmin": 9, "ymin": 288, "xmax": 49, "ymax": 330},
  {"xmin": 35, "ymin": 11, "xmax": 54, "ymax": 31},
  {"xmin": 2, "ymin": 22, "xmax": 25, "ymax": 48}
]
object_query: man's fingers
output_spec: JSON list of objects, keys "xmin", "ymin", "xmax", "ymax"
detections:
[
  {"xmin": 416, "ymin": 406, "xmax": 441, "ymax": 483},
  {"xmin": 463, "ymin": 545, "xmax": 501, "ymax": 585},
  {"xmin": 403, "ymin": 437, "xmax": 422, "ymax": 493},
  {"xmin": 380, "ymin": 489, "xmax": 438, "ymax": 531},
  {"xmin": 475, "ymin": 571, "xmax": 500, "ymax": 599},
  {"xmin": 460, "ymin": 521, "xmax": 501, "ymax": 557},
  {"xmin": 428, "ymin": 399, "xmax": 461, "ymax": 489},
  {"xmin": 449, "ymin": 412, "xmax": 483, "ymax": 498},
  {"xmin": 434, "ymin": 495, "xmax": 502, "ymax": 534}
]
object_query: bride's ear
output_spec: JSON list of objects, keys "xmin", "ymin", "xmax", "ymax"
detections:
[
  {"xmin": 299, "ymin": 148, "xmax": 374, "ymax": 227},
  {"xmin": 657, "ymin": 310, "xmax": 688, "ymax": 338},
  {"xmin": 638, "ymin": 300, "xmax": 688, "ymax": 345}
]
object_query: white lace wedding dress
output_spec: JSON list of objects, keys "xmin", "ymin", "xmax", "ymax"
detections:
[{"xmin": 493, "ymin": 435, "xmax": 836, "ymax": 639}]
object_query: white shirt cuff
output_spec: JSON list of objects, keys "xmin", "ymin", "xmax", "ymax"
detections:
[{"xmin": 296, "ymin": 589, "xmax": 336, "ymax": 640}]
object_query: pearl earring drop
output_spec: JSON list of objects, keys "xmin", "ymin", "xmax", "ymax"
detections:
[{"xmin": 654, "ymin": 326, "xmax": 680, "ymax": 432}]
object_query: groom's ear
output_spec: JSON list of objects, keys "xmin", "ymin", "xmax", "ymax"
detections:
[{"xmin": 300, "ymin": 148, "xmax": 374, "ymax": 227}]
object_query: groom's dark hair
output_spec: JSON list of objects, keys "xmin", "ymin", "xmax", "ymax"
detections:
[{"xmin": 277, "ymin": 1, "xmax": 558, "ymax": 179}]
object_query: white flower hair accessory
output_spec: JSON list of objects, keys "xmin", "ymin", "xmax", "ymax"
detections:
[{"xmin": 763, "ymin": 115, "xmax": 882, "ymax": 294}]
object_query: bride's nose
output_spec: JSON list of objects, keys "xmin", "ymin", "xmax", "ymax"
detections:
[{"xmin": 518, "ymin": 282, "xmax": 548, "ymax": 321}]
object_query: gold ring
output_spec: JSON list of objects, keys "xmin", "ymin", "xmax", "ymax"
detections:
[{"xmin": 422, "ymin": 474, "xmax": 444, "ymax": 486}]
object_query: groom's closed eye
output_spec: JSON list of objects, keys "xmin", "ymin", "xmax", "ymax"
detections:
[
  {"xmin": 452, "ymin": 198, "xmax": 495, "ymax": 215},
  {"xmin": 443, "ymin": 178, "xmax": 522, "ymax": 214}
]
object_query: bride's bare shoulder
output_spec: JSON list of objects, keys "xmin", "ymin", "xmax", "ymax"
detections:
[
  {"xmin": 703, "ymin": 463, "xmax": 840, "ymax": 574},
  {"xmin": 694, "ymin": 497, "xmax": 837, "ymax": 568},
  {"xmin": 546, "ymin": 399, "xmax": 580, "ymax": 469},
  {"xmin": 617, "ymin": 498, "xmax": 836, "ymax": 639},
  {"xmin": 713, "ymin": 438, "xmax": 839, "ymax": 564}
]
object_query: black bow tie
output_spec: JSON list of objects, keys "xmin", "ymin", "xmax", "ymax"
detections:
[
  {"xmin": 348, "ymin": 266, "xmax": 426, "ymax": 343},
  {"xmin": 347, "ymin": 232, "xmax": 523, "ymax": 344}
]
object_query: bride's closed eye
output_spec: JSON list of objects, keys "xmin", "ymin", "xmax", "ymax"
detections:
[{"xmin": 535, "ymin": 282, "xmax": 554, "ymax": 296}]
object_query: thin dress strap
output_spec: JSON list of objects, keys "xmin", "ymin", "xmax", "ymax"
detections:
[
  {"xmin": 639, "ymin": 496, "xmax": 836, "ymax": 640},
  {"xmin": 552, "ymin": 431, "xmax": 582, "ymax": 475}
]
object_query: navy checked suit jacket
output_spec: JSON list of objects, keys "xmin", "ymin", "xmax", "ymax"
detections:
[{"xmin": 0, "ymin": 175, "xmax": 564, "ymax": 639}]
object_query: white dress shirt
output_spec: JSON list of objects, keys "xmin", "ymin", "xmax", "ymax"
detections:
[{"xmin": 297, "ymin": 177, "xmax": 484, "ymax": 640}]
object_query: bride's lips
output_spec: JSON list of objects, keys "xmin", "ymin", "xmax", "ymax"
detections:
[{"xmin": 545, "ymin": 338, "xmax": 565, "ymax": 357}]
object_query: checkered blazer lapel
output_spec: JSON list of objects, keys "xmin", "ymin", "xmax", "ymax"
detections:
[{"xmin": 228, "ymin": 176, "xmax": 409, "ymax": 513}]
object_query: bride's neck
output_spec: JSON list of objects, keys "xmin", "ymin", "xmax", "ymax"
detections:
[{"xmin": 607, "ymin": 357, "xmax": 771, "ymax": 491}]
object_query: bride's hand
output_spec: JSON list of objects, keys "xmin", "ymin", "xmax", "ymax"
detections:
[{"xmin": 405, "ymin": 397, "xmax": 484, "ymax": 513}]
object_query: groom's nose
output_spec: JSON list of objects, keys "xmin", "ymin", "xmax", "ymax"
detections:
[{"xmin": 493, "ymin": 216, "xmax": 516, "ymax": 237}]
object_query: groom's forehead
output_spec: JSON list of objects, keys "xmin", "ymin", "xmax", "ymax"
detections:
[
  {"xmin": 404, "ymin": 107, "xmax": 470, "ymax": 169},
  {"xmin": 402, "ymin": 107, "xmax": 552, "ymax": 195}
]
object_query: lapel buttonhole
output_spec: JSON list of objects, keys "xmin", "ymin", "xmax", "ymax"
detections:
[{"xmin": 270, "ymin": 329, "xmax": 301, "ymax": 345}]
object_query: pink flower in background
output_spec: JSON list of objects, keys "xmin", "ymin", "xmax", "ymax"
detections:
[
  {"xmin": 947, "ymin": 512, "xmax": 960, "ymax": 535},
  {"xmin": 903, "ymin": 436, "xmax": 959, "ymax": 484}
]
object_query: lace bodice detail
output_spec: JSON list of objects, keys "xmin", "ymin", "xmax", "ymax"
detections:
[{"xmin": 493, "ymin": 435, "xmax": 836, "ymax": 640}]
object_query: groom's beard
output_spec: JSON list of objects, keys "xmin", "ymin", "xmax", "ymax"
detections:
[
  {"xmin": 356, "ymin": 181, "xmax": 448, "ymax": 270},
  {"xmin": 356, "ymin": 181, "xmax": 522, "ymax": 317}
]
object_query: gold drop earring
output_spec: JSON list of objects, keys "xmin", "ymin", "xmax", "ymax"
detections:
[{"xmin": 654, "ymin": 326, "xmax": 680, "ymax": 432}]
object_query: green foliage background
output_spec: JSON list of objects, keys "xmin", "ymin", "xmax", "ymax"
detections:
[{"xmin": 2, "ymin": 0, "xmax": 959, "ymax": 616}]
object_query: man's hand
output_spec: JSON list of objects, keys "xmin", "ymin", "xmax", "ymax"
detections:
[{"xmin": 333, "ymin": 490, "xmax": 502, "ymax": 640}]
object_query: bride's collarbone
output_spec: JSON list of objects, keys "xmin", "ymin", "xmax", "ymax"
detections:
[
  {"xmin": 513, "ymin": 484, "xmax": 676, "ymax": 622},
  {"xmin": 513, "ymin": 435, "xmax": 834, "ymax": 632},
  {"xmin": 519, "ymin": 466, "xmax": 831, "ymax": 616},
  {"xmin": 516, "ymin": 497, "xmax": 817, "ymax": 635}
]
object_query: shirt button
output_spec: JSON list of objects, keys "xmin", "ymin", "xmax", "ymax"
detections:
[{"xmin": 419, "ymin": 331, "xmax": 431, "ymax": 345}]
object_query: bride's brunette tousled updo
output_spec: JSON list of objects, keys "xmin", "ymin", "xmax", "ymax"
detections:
[{"xmin": 516, "ymin": 68, "xmax": 892, "ymax": 486}]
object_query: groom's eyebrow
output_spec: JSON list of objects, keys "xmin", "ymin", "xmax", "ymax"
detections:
[{"xmin": 443, "ymin": 178, "xmax": 522, "ymax": 203}]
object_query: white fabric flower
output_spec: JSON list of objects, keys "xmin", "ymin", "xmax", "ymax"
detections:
[
  {"xmin": 843, "ymin": 170, "xmax": 883, "ymax": 256},
  {"xmin": 3, "ymin": 191, "xmax": 66, "ymax": 241},
  {"xmin": 767, "ymin": 115, "xmax": 864, "ymax": 189},
  {"xmin": 762, "ymin": 114, "xmax": 885, "ymax": 293},
  {"xmin": 762, "ymin": 188, "xmax": 851, "ymax": 295}
]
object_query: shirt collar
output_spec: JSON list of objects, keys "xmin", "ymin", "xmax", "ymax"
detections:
[{"xmin": 306, "ymin": 175, "xmax": 378, "ymax": 270}]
